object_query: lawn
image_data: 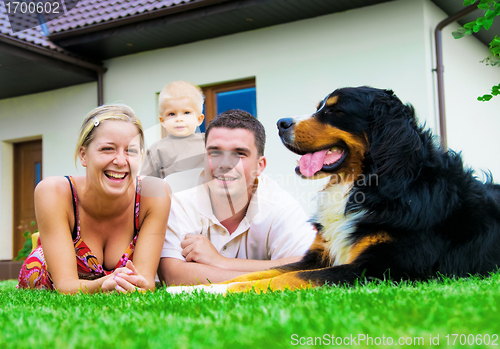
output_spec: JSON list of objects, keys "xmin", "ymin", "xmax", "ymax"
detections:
[{"xmin": 1, "ymin": 274, "xmax": 500, "ymax": 349}]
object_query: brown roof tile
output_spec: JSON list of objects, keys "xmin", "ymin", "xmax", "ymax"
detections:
[
  {"xmin": 0, "ymin": 3, "xmax": 63, "ymax": 52},
  {"xmin": 47, "ymin": 0, "xmax": 198, "ymax": 33},
  {"xmin": 1, "ymin": 0, "xmax": 207, "ymax": 49}
]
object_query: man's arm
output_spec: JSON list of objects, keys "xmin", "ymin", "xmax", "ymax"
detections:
[
  {"xmin": 159, "ymin": 257, "xmax": 245, "ymax": 285},
  {"xmin": 159, "ymin": 256, "xmax": 302, "ymax": 286},
  {"xmin": 159, "ymin": 233, "xmax": 303, "ymax": 286},
  {"xmin": 214, "ymin": 255, "xmax": 303, "ymax": 272}
]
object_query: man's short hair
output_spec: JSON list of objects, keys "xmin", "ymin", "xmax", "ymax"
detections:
[{"xmin": 205, "ymin": 109, "xmax": 266, "ymax": 156}]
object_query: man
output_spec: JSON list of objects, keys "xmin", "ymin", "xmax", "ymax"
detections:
[{"xmin": 158, "ymin": 109, "xmax": 316, "ymax": 285}]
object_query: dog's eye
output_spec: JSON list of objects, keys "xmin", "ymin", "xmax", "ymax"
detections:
[{"xmin": 320, "ymin": 107, "xmax": 344, "ymax": 118}]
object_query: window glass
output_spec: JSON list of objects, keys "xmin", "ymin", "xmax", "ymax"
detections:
[
  {"xmin": 200, "ymin": 82, "xmax": 256, "ymax": 132},
  {"xmin": 34, "ymin": 162, "xmax": 41, "ymax": 186},
  {"xmin": 217, "ymin": 87, "xmax": 257, "ymax": 117}
]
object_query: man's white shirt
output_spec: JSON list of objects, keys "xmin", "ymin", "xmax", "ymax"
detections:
[{"xmin": 162, "ymin": 169, "xmax": 316, "ymax": 262}]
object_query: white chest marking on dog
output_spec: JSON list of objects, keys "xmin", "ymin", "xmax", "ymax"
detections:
[{"xmin": 315, "ymin": 183, "xmax": 366, "ymax": 266}]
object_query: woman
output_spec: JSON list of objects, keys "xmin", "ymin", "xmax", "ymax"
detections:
[{"xmin": 18, "ymin": 105, "xmax": 170, "ymax": 294}]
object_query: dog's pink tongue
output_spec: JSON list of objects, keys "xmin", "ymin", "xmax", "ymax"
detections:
[{"xmin": 299, "ymin": 149, "xmax": 329, "ymax": 177}]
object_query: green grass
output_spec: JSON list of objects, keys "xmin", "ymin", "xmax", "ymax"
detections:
[{"xmin": 1, "ymin": 274, "xmax": 500, "ymax": 348}]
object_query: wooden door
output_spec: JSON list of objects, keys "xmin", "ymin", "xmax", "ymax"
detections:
[{"xmin": 13, "ymin": 140, "xmax": 42, "ymax": 258}]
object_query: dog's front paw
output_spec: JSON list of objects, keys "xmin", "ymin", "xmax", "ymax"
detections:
[{"xmin": 166, "ymin": 284, "xmax": 229, "ymax": 295}]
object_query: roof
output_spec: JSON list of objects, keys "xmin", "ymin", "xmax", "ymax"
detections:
[
  {"xmin": 0, "ymin": 4, "xmax": 61, "ymax": 52},
  {"xmin": 0, "ymin": 0, "xmax": 496, "ymax": 101},
  {"xmin": 48, "ymin": 0, "xmax": 200, "ymax": 34}
]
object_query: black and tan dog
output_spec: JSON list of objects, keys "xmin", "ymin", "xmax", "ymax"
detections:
[{"xmin": 170, "ymin": 86, "xmax": 500, "ymax": 294}]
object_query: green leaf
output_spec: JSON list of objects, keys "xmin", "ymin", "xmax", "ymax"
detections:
[
  {"xmin": 476, "ymin": 16, "xmax": 485, "ymax": 24},
  {"xmin": 484, "ymin": 18, "xmax": 493, "ymax": 29},
  {"xmin": 484, "ymin": 9, "xmax": 496, "ymax": 18},
  {"xmin": 478, "ymin": 94, "xmax": 493, "ymax": 101},
  {"xmin": 464, "ymin": 0, "xmax": 477, "ymax": 5},
  {"xmin": 478, "ymin": 3, "xmax": 490, "ymax": 9},
  {"xmin": 452, "ymin": 28, "xmax": 466, "ymax": 39},
  {"xmin": 473, "ymin": 24, "xmax": 482, "ymax": 32}
]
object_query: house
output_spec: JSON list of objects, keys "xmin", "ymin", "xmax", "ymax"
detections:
[{"xmin": 1, "ymin": 0, "xmax": 499, "ymax": 262}]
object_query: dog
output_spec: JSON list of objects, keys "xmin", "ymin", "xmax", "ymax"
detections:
[{"xmin": 168, "ymin": 86, "xmax": 500, "ymax": 295}]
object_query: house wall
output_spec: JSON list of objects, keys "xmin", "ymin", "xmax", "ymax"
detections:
[
  {"xmin": 425, "ymin": 5, "xmax": 500, "ymax": 179},
  {"xmin": 0, "ymin": 84, "xmax": 97, "ymax": 259},
  {"xmin": 0, "ymin": 0, "xmax": 498, "ymax": 259}
]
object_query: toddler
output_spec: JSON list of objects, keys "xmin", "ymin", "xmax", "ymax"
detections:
[{"xmin": 141, "ymin": 81, "xmax": 205, "ymax": 178}]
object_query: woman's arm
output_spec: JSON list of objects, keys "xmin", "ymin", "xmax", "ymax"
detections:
[
  {"xmin": 36, "ymin": 177, "xmax": 125, "ymax": 294},
  {"xmin": 119, "ymin": 177, "xmax": 170, "ymax": 291}
]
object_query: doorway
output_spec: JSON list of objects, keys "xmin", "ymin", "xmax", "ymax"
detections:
[{"xmin": 13, "ymin": 140, "xmax": 42, "ymax": 259}]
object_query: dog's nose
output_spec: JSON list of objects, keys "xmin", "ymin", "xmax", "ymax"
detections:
[{"xmin": 277, "ymin": 118, "xmax": 295, "ymax": 131}]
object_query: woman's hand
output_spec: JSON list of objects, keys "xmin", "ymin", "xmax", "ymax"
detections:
[
  {"xmin": 101, "ymin": 260, "xmax": 150, "ymax": 293},
  {"xmin": 100, "ymin": 263, "xmax": 133, "ymax": 292}
]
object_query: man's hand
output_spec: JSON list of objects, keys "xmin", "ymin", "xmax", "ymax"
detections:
[{"xmin": 181, "ymin": 234, "xmax": 228, "ymax": 268}]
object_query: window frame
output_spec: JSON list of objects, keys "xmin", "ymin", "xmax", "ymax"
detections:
[{"xmin": 201, "ymin": 78, "xmax": 256, "ymax": 127}]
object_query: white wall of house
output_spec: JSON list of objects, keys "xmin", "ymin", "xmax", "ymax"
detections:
[
  {"xmin": 0, "ymin": 84, "xmax": 97, "ymax": 259},
  {"xmin": 0, "ymin": 0, "xmax": 498, "ymax": 259},
  {"xmin": 423, "ymin": 1, "xmax": 500, "ymax": 181},
  {"xmin": 435, "ymin": 15, "xmax": 500, "ymax": 180}
]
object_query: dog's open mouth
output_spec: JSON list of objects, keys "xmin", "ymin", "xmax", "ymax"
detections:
[{"xmin": 296, "ymin": 145, "xmax": 347, "ymax": 177}]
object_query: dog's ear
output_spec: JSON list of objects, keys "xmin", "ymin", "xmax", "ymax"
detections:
[{"xmin": 368, "ymin": 92, "xmax": 423, "ymax": 184}]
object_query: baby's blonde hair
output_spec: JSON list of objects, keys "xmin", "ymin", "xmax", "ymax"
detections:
[
  {"xmin": 75, "ymin": 104, "xmax": 144, "ymax": 164},
  {"xmin": 158, "ymin": 81, "xmax": 204, "ymax": 115}
]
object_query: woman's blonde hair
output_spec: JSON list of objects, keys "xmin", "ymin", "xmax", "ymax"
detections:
[{"xmin": 75, "ymin": 104, "xmax": 144, "ymax": 163}]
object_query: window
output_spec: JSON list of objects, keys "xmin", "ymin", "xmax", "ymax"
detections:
[{"xmin": 200, "ymin": 78, "xmax": 256, "ymax": 132}]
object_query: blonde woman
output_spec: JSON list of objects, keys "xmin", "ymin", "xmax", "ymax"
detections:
[{"xmin": 18, "ymin": 105, "xmax": 170, "ymax": 294}]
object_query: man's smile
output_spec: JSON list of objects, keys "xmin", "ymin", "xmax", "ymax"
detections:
[{"xmin": 214, "ymin": 175, "xmax": 238, "ymax": 182}]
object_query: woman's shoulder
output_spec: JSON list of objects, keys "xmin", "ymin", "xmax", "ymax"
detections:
[
  {"xmin": 35, "ymin": 176, "xmax": 82, "ymax": 197},
  {"xmin": 33, "ymin": 176, "xmax": 82, "ymax": 217}
]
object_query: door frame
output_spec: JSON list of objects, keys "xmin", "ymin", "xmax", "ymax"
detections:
[{"xmin": 11, "ymin": 138, "xmax": 42, "ymax": 259}]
